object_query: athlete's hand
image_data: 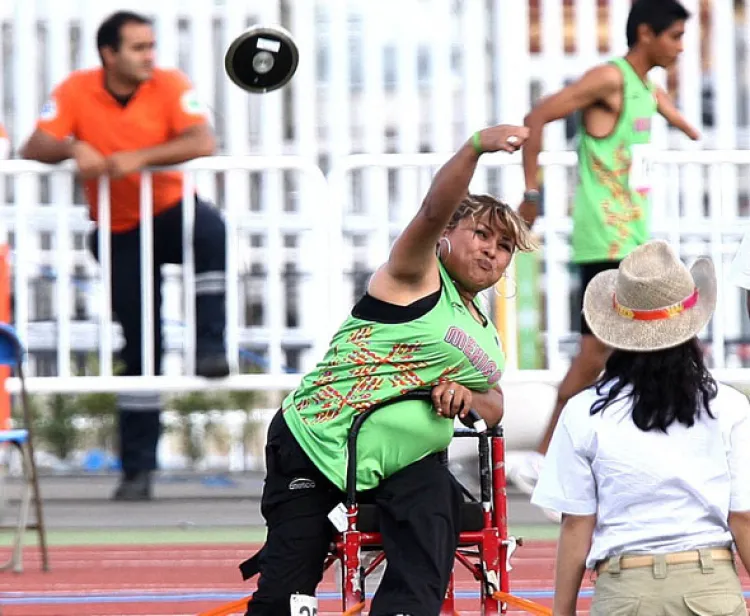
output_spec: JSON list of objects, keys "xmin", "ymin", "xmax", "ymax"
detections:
[
  {"xmin": 474, "ymin": 125, "xmax": 529, "ymax": 154},
  {"xmin": 71, "ymin": 141, "xmax": 108, "ymax": 180},
  {"xmin": 107, "ymin": 151, "xmax": 147, "ymax": 179},
  {"xmin": 431, "ymin": 382, "xmax": 472, "ymax": 420}
]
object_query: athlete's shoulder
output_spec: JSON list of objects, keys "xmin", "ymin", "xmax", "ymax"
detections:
[
  {"xmin": 589, "ymin": 61, "xmax": 624, "ymax": 86},
  {"xmin": 566, "ymin": 62, "xmax": 622, "ymax": 100}
]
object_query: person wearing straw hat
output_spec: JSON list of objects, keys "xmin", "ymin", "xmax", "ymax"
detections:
[{"xmin": 531, "ymin": 240, "xmax": 750, "ymax": 616}]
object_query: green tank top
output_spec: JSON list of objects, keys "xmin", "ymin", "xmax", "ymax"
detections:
[
  {"xmin": 282, "ymin": 260, "xmax": 505, "ymax": 492},
  {"xmin": 572, "ymin": 57, "xmax": 658, "ymax": 263}
]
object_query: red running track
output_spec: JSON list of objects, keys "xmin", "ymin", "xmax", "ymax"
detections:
[{"xmin": 0, "ymin": 542, "xmax": 747, "ymax": 616}]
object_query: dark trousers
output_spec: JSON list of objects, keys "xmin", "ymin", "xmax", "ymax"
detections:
[
  {"xmin": 89, "ymin": 197, "xmax": 227, "ymax": 475},
  {"xmin": 247, "ymin": 411, "xmax": 462, "ymax": 616},
  {"xmin": 577, "ymin": 260, "xmax": 621, "ymax": 335}
]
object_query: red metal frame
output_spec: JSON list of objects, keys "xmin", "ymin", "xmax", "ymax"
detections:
[{"xmin": 327, "ymin": 430, "xmax": 516, "ymax": 614}]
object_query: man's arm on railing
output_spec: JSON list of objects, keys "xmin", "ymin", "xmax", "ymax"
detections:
[
  {"xmin": 21, "ymin": 131, "xmax": 109, "ymax": 180},
  {"xmin": 108, "ymin": 124, "xmax": 216, "ymax": 177},
  {"xmin": 20, "ymin": 130, "xmax": 75, "ymax": 163},
  {"xmin": 22, "ymin": 124, "xmax": 215, "ymax": 179},
  {"xmin": 21, "ymin": 125, "xmax": 215, "ymax": 179}
]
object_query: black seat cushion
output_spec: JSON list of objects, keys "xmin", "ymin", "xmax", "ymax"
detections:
[{"xmin": 356, "ymin": 501, "xmax": 484, "ymax": 533}]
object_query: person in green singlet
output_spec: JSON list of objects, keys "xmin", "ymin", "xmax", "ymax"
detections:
[
  {"xmin": 243, "ymin": 124, "xmax": 535, "ymax": 616},
  {"xmin": 509, "ymin": 0, "xmax": 700, "ymax": 510}
]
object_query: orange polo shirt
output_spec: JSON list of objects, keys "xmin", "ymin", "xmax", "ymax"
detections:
[{"xmin": 36, "ymin": 68, "xmax": 208, "ymax": 233}]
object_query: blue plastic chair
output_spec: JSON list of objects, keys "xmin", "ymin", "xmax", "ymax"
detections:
[{"xmin": 0, "ymin": 324, "xmax": 49, "ymax": 573}]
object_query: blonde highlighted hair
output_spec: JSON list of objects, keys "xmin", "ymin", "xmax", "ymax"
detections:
[{"xmin": 447, "ymin": 193, "xmax": 537, "ymax": 253}]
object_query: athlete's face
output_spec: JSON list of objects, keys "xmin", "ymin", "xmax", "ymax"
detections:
[
  {"xmin": 440, "ymin": 212, "xmax": 514, "ymax": 295},
  {"xmin": 112, "ymin": 23, "xmax": 156, "ymax": 84},
  {"xmin": 644, "ymin": 20, "xmax": 686, "ymax": 69}
]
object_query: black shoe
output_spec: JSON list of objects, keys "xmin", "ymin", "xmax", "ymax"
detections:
[
  {"xmin": 196, "ymin": 354, "xmax": 230, "ymax": 378},
  {"xmin": 112, "ymin": 472, "xmax": 152, "ymax": 502}
]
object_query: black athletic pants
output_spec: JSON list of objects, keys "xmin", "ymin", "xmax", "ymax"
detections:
[
  {"xmin": 577, "ymin": 260, "xmax": 621, "ymax": 335},
  {"xmin": 89, "ymin": 197, "xmax": 227, "ymax": 476},
  {"xmin": 246, "ymin": 411, "xmax": 462, "ymax": 616}
]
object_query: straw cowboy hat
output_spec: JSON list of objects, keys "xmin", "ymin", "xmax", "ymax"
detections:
[{"xmin": 582, "ymin": 240, "xmax": 716, "ymax": 352}]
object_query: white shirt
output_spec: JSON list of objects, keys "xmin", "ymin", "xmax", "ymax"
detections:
[
  {"xmin": 730, "ymin": 229, "xmax": 750, "ymax": 289},
  {"xmin": 531, "ymin": 382, "xmax": 750, "ymax": 570}
]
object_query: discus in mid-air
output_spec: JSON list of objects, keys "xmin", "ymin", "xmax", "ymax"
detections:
[{"xmin": 224, "ymin": 24, "xmax": 299, "ymax": 94}]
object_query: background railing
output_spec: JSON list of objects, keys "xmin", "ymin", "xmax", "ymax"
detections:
[
  {"xmin": 0, "ymin": 156, "xmax": 331, "ymax": 389},
  {"xmin": 1, "ymin": 0, "xmax": 749, "ymax": 466},
  {"xmin": 0, "ymin": 150, "xmax": 747, "ymax": 463},
  {"xmin": 0, "ymin": 150, "xmax": 748, "ymax": 399}
]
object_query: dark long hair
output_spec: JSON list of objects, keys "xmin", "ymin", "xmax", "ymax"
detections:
[{"xmin": 590, "ymin": 337, "xmax": 717, "ymax": 432}]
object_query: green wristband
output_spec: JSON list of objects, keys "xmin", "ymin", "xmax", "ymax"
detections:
[{"xmin": 471, "ymin": 131, "xmax": 483, "ymax": 155}]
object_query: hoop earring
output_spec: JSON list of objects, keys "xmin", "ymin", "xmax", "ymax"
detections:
[
  {"xmin": 437, "ymin": 236, "xmax": 452, "ymax": 257},
  {"xmin": 494, "ymin": 273, "xmax": 517, "ymax": 300}
]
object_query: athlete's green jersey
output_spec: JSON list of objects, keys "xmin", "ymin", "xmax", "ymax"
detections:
[
  {"xmin": 572, "ymin": 57, "xmax": 658, "ymax": 263},
  {"xmin": 282, "ymin": 261, "xmax": 505, "ymax": 491}
]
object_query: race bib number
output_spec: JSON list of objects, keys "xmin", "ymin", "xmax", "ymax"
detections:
[
  {"xmin": 629, "ymin": 143, "xmax": 653, "ymax": 197},
  {"xmin": 327, "ymin": 502, "xmax": 348, "ymax": 532},
  {"xmin": 290, "ymin": 594, "xmax": 318, "ymax": 616}
]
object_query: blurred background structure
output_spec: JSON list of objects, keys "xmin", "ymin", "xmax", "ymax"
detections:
[{"xmin": 0, "ymin": 0, "xmax": 747, "ymax": 493}]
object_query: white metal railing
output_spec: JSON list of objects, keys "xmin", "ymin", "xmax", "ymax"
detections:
[
  {"xmin": 0, "ymin": 151, "xmax": 750, "ymax": 397},
  {"xmin": 329, "ymin": 149, "xmax": 750, "ymax": 373},
  {"xmin": 0, "ymin": 155, "xmax": 331, "ymax": 390},
  {"xmin": 0, "ymin": 0, "xmax": 747, "ymax": 459}
]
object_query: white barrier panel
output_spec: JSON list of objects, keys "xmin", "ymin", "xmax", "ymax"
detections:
[
  {"xmin": 0, "ymin": 156, "xmax": 331, "ymax": 383},
  {"xmin": 0, "ymin": 0, "xmax": 747, "ymax": 460},
  {"xmin": 6, "ymin": 369, "xmax": 749, "ymax": 456},
  {"xmin": 329, "ymin": 149, "xmax": 750, "ymax": 374},
  {"xmin": 0, "ymin": 150, "xmax": 750, "ymax": 402},
  {"xmin": 6, "ymin": 367, "xmax": 750, "ymax": 395}
]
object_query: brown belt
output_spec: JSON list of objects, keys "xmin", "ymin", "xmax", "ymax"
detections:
[{"xmin": 596, "ymin": 548, "xmax": 734, "ymax": 574}]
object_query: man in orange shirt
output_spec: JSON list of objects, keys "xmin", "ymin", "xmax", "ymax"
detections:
[{"xmin": 21, "ymin": 11, "xmax": 229, "ymax": 501}]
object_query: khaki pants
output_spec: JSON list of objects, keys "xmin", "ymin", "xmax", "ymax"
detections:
[{"xmin": 592, "ymin": 551, "xmax": 747, "ymax": 615}]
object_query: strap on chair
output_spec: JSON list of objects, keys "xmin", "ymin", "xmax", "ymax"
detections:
[{"xmin": 239, "ymin": 543, "xmax": 266, "ymax": 581}]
